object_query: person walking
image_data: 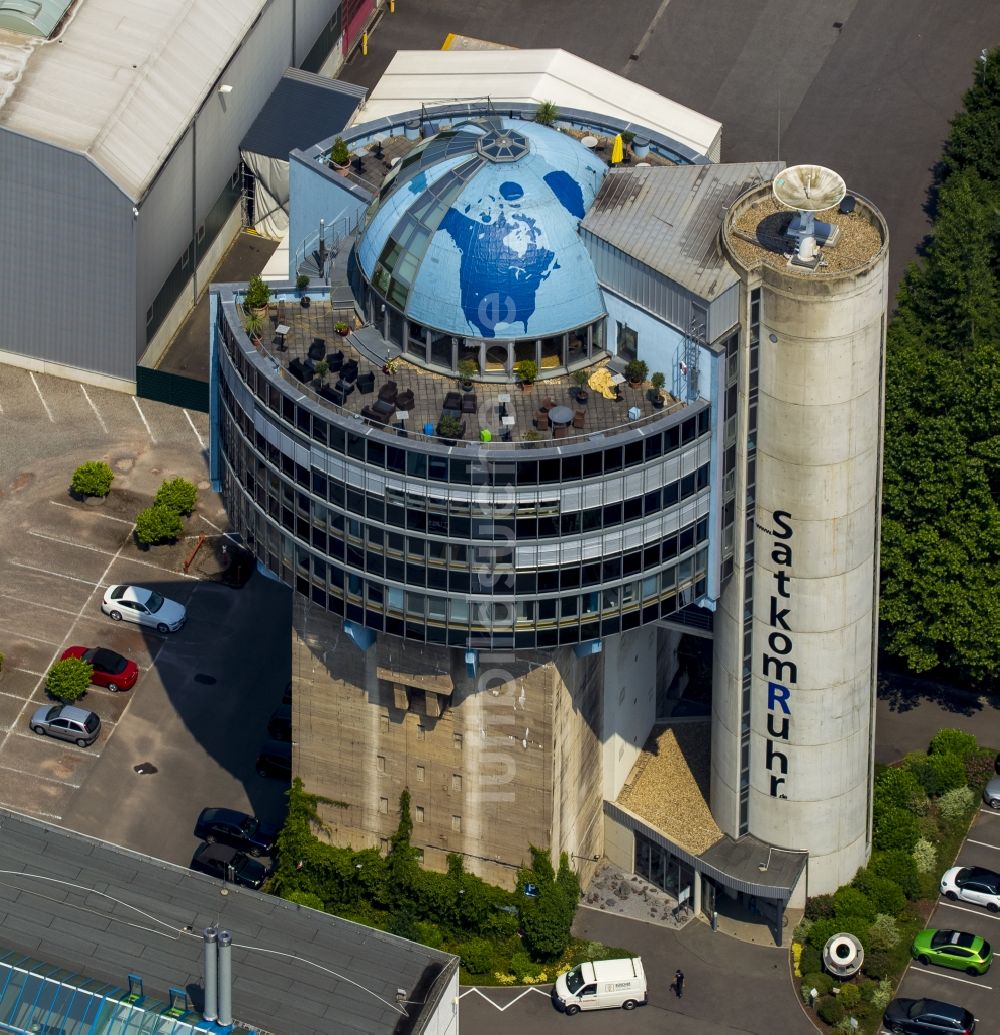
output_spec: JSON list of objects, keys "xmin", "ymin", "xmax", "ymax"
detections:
[{"xmin": 674, "ymin": 969, "xmax": 685, "ymax": 998}]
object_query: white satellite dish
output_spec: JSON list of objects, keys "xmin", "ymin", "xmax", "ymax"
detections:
[{"xmin": 772, "ymin": 164, "xmax": 846, "ymax": 265}]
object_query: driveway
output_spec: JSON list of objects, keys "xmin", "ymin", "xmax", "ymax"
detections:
[
  {"xmin": 458, "ymin": 909, "xmax": 814, "ymax": 1034},
  {"xmin": 0, "ymin": 365, "xmax": 292, "ymax": 865}
]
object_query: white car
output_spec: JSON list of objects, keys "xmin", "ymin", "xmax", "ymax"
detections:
[
  {"xmin": 941, "ymin": 865, "xmax": 1000, "ymax": 912},
  {"xmin": 101, "ymin": 585, "xmax": 186, "ymax": 633}
]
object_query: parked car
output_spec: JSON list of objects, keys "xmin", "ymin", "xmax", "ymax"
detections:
[
  {"xmin": 60, "ymin": 645, "xmax": 139, "ymax": 692},
  {"xmin": 30, "ymin": 704, "xmax": 101, "ymax": 747},
  {"xmin": 193, "ymin": 808, "xmax": 278, "ymax": 857},
  {"xmin": 982, "ymin": 775, "xmax": 1000, "ymax": 809},
  {"xmin": 255, "ymin": 739, "xmax": 292, "ymax": 780},
  {"xmin": 911, "ymin": 929, "xmax": 992, "ymax": 975},
  {"xmin": 941, "ymin": 866, "xmax": 1000, "ymax": 912},
  {"xmin": 883, "ymin": 996, "xmax": 976, "ymax": 1034},
  {"xmin": 101, "ymin": 585, "xmax": 186, "ymax": 633},
  {"xmin": 189, "ymin": 842, "xmax": 272, "ymax": 889},
  {"xmin": 267, "ymin": 704, "xmax": 292, "ymax": 742}
]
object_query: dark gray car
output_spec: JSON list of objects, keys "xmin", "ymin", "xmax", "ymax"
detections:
[{"xmin": 30, "ymin": 704, "xmax": 101, "ymax": 747}]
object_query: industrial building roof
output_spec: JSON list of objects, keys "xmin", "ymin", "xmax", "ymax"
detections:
[
  {"xmin": 0, "ymin": 809, "xmax": 458, "ymax": 1035},
  {"xmin": 0, "ymin": 0, "xmax": 267, "ymax": 201},
  {"xmin": 581, "ymin": 162, "xmax": 784, "ymax": 302},
  {"xmin": 354, "ymin": 49, "xmax": 723, "ymax": 162},
  {"xmin": 242, "ymin": 69, "xmax": 366, "ymax": 161}
]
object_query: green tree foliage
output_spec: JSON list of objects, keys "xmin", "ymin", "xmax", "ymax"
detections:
[
  {"xmin": 874, "ymin": 766, "xmax": 926, "ymax": 814},
  {"xmin": 154, "ymin": 477, "xmax": 198, "ymax": 516},
  {"xmin": 46, "ymin": 657, "xmax": 92, "ymax": 701},
  {"xmin": 134, "ymin": 505, "xmax": 184, "ymax": 546},
  {"xmin": 929, "ymin": 727, "xmax": 979, "ymax": 760},
  {"xmin": 852, "ymin": 869, "xmax": 906, "ymax": 916},
  {"xmin": 516, "ymin": 848, "xmax": 580, "ymax": 961},
  {"xmin": 71, "ymin": 460, "xmax": 114, "ymax": 498},
  {"xmin": 873, "ymin": 806, "xmax": 920, "ymax": 852},
  {"xmin": 869, "ymin": 850, "xmax": 920, "ymax": 900},
  {"xmin": 832, "ymin": 886, "xmax": 876, "ymax": 921},
  {"xmin": 908, "ymin": 753, "xmax": 967, "ymax": 797},
  {"xmin": 880, "ymin": 49, "xmax": 1000, "ymax": 686}
]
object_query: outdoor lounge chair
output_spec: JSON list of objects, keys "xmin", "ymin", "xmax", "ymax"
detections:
[
  {"xmin": 395, "ymin": 388, "xmax": 414, "ymax": 411},
  {"xmin": 362, "ymin": 400, "xmax": 394, "ymax": 424},
  {"xmin": 308, "ymin": 338, "xmax": 326, "ymax": 362},
  {"xmin": 326, "ymin": 350, "xmax": 344, "ymax": 373},
  {"xmin": 534, "ymin": 412, "xmax": 550, "ymax": 431},
  {"xmin": 319, "ymin": 384, "xmax": 341, "ymax": 405},
  {"xmin": 288, "ymin": 357, "xmax": 313, "ymax": 384},
  {"xmin": 443, "ymin": 391, "xmax": 462, "ymax": 411},
  {"xmin": 572, "ymin": 410, "xmax": 586, "ymax": 429},
  {"xmin": 357, "ymin": 371, "xmax": 376, "ymax": 394},
  {"xmin": 553, "ymin": 425, "xmax": 570, "ymax": 439},
  {"xmin": 378, "ymin": 380, "xmax": 398, "ymax": 405},
  {"xmin": 333, "ymin": 379, "xmax": 354, "ymax": 401},
  {"xmin": 461, "ymin": 393, "xmax": 477, "ymax": 414},
  {"xmin": 341, "ymin": 360, "xmax": 359, "ymax": 383},
  {"xmin": 539, "ymin": 397, "xmax": 556, "ymax": 412}
]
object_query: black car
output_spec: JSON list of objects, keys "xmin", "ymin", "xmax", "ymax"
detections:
[
  {"xmin": 255, "ymin": 739, "xmax": 292, "ymax": 780},
  {"xmin": 193, "ymin": 808, "xmax": 278, "ymax": 857},
  {"xmin": 189, "ymin": 842, "xmax": 272, "ymax": 889},
  {"xmin": 883, "ymin": 996, "xmax": 976, "ymax": 1034},
  {"xmin": 267, "ymin": 704, "xmax": 292, "ymax": 742}
]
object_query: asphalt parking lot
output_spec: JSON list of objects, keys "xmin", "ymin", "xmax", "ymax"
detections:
[
  {"xmin": 0, "ymin": 365, "xmax": 292, "ymax": 866},
  {"xmin": 886, "ymin": 806, "xmax": 1000, "ymax": 1032}
]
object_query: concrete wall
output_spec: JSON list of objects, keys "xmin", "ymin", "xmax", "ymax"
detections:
[{"xmin": 722, "ymin": 188, "xmax": 889, "ymax": 894}]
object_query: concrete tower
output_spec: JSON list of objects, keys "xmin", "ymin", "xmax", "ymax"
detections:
[{"xmin": 713, "ymin": 168, "xmax": 889, "ymax": 893}]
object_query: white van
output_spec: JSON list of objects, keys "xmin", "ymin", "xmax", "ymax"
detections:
[{"xmin": 552, "ymin": 957, "xmax": 647, "ymax": 1015}]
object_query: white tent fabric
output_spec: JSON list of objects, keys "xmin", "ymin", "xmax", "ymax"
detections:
[
  {"xmin": 353, "ymin": 49, "xmax": 722, "ymax": 162},
  {"xmin": 242, "ymin": 151, "xmax": 289, "ymax": 239},
  {"xmin": 0, "ymin": 0, "xmax": 265, "ymax": 201}
]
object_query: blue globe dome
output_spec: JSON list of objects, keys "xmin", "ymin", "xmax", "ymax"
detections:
[{"xmin": 356, "ymin": 118, "xmax": 607, "ymax": 340}]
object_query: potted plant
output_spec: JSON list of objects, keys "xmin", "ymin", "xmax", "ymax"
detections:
[
  {"xmin": 650, "ymin": 370, "xmax": 666, "ymax": 407},
  {"xmin": 457, "ymin": 357, "xmax": 477, "ymax": 390},
  {"xmin": 313, "ymin": 360, "xmax": 330, "ymax": 386},
  {"xmin": 516, "ymin": 359, "xmax": 538, "ymax": 391},
  {"xmin": 244, "ymin": 274, "xmax": 270, "ymax": 317},
  {"xmin": 621, "ymin": 130, "xmax": 636, "ymax": 151},
  {"xmin": 624, "ymin": 358, "xmax": 648, "ymax": 386},
  {"xmin": 296, "ymin": 273, "xmax": 310, "ymax": 292},
  {"xmin": 330, "ymin": 136, "xmax": 351, "ymax": 174},
  {"xmin": 572, "ymin": 368, "xmax": 590, "ymax": 404},
  {"xmin": 383, "ymin": 356, "xmax": 399, "ymax": 375},
  {"xmin": 335, "ymin": 320, "xmax": 350, "ymax": 337},
  {"xmin": 534, "ymin": 100, "xmax": 558, "ymax": 127},
  {"xmin": 437, "ymin": 414, "xmax": 463, "ymax": 443},
  {"xmin": 244, "ymin": 312, "xmax": 264, "ymax": 343},
  {"xmin": 522, "ymin": 429, "xmax": 542, "ymax": 446}
]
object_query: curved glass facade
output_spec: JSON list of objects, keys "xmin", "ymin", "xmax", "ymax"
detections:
[{"xmin": 216, "ymin": 308, "xmax": 713, "ymax": 648}]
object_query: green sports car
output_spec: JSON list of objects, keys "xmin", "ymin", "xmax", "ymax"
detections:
[{"xmin": 911, "ymin": 928, "xmax": 992, "ymax": 975}]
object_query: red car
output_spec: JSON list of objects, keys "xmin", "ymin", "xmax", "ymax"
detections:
[{"xmin": 60, "ymin": 646, "xmax": 139, "ymax": 692}]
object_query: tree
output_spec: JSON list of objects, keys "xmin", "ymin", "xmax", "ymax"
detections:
[
  {"xmin": 154, "ymin": 477, "xmax": 198, "ymax": 516},
  {"xmin": 47, "ymin": 657, "xmax": 92, "ymax": 701},
  {"xmin": 387, "ymin": 790, "xmax": 419, "ymax": 904},
  {"xmin": 134, "ymin": 505, "xmax": 184, "ymax": 545},
  {"xmin": 71, "ymin": 461, "xmax": 113, "ymax": 498},
  {"xmin": 516, "ymin": 847, "xmax": 579, "ymax": 961}
]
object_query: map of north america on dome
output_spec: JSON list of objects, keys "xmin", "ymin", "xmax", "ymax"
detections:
[{"xmin": 357, "ymin": 120, "xmax": 608, "ymax": 339}]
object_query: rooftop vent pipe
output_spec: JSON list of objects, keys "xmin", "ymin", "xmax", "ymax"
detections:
[{"xmin": 202, "ymin": 927, "xmax": 218, "ymax": 1022}]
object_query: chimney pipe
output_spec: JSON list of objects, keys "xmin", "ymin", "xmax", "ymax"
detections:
[
  {"xmin": 218, "ymin": 929, "xmax": 233, "ymax": 1027},
  {"xmin": 202, "ymin": 927, "xmax": 218, "ymax": 1022}
]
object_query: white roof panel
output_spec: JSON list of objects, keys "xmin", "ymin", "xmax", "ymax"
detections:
[
  {"xmin": 354, "ymin": 49, "xmax": 721, "ymax": 161},
  {"xmin": 0, "ymin": 0, "xmax": 265, "ymax": 201}
]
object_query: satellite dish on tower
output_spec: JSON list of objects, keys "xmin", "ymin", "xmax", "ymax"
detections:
[{"xmin": 772, "ymin": 164, "xmax": 846, "ymax": 267}]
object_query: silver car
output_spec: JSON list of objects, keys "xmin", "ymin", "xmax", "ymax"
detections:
[
  {"xmin": 983, "ymin": 776, "xmax": 1000, "ymax": 809},
  {"xmin": 30, "ymin": 704, "xmax": 101, "ymax": 746},
  {"xmin": 101, "ymin": 584, "xmax": 186, "ymax": 633}
]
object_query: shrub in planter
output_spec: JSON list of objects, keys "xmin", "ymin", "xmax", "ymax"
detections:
[
  {"xmin": 651, "ymin": 370, "xmax": 666, "ymax": 391},
  {"xmin": 817, "ymin": 995, "xmax": 845, "ymax": 1025},
  {"xmin": 437, "ymin": 415, "xmax": 463, "ymax": 441},
  {"xmin": 624, "ymin": 358, "xmax": 648, "ymax": 384},
  {"xmin": 155, "ymin": 477, "xmax": 198, "ymax": 516},
  {"xmin": 516, "ymin": 359, "xmax": 538, "ymax": 385},
  {"xmin": 534, "ymin": 100, "xmax": 558, "ymax": 127},
  {"xmin": 458, "ymin": 937, "xmax": 495, "ymax": 976},
  {"xmin": 134, "ymin": 504, "xmax": 184, "ymax": 546},
  {"xmin": 46, "ymin": 657, "xmax": 92, "ymax": 702},
  {"xmin": 870, "ymin": 850, "xmax": 920, "ymax": 899},
  {"xmin": 457, "ymin": 358, "xmax": 478, "ymax": 384},
  {"xmin": 910, "ymin": 752, "xmax": 967, "ymax": 796},
  {"xmin": 929, "ymin": 727, "xmax": 979, "ymax": 760},
  {"xmin": 330, "ymin": 136, "xmax": 351, "ymax": 168},
  {"xmin": 938, "ymin": 784, "xmax": 975, "ymax": 822},
  {"xmin": 833, "ymin": 886, "xmax": 876, "ymax": 920},
  {"xmin": 244, "ymin": 274, "xmax": 270, "ymax": 313},
  {"xmin": 335, "ymin": 321, "xmax": 350, "ymax": 336},
  {"xmin": 72, "ymin": 461, "xmax": 114, "ymax": 498},
  {"xmin": 805, "ymin": 893, "xmax": 836, "ymax": 921},
  {"xmin": 851, "ymin": 870, "xmax": 905, "ymax": 916},
  {"xmin": 296, "ymin": 273, "xmax": 310, "ymax": 292}
]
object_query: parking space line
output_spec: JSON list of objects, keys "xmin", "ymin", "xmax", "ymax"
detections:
[
  {"xmin": 907, "ymin": 967, "xmax": 992, "ymax": 990},
  {"xmin": 49, "ymin": 500, "xmax": 134, "ymax": 526},
  {"xmin": 938, "ymin": 900, "xmax": 1000, "ymax": 920},
  {"xmin": 967, "ymin": 838, "xmax": 1000, "ymax": 850},
  {"xmin": 29, "ymin": 372, "xmax": 55, "ymax": 423},
  {"xmin": 0, "ymin": 592, "xmax": 89, "ymax": 618},
  {"xmin": 0, "ymin": 626, "xmax": 62, "ymax": 647},
  {"xmin": 132, "ymin": 397, "xmax": 156, "ymax": 443},
  {"xmin": 979, "ymin": 807, "xmax": 1000, "ymax": 816},
  {"xmin": 9, "ymin": 561, "xmax": 101, "ymax": 587},
  {"xmin": 11, "ymin": 668, "xmax": 44, "ymax": 678},
  {"xmin": 80, "ymin": 386, "xmax": 108, "ymax": 434},
  {"xmin": 25, "ymin": 530, "xmax": 196, "ymax": 579},
  {"xmin": 184, "ymin": 409, "xmax": 206, "ymax": 450}
]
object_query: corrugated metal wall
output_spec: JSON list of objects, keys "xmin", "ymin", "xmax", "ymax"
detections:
[{"xmin": 0, "ymin": 130, "xmax": 136, "ymax": 381}]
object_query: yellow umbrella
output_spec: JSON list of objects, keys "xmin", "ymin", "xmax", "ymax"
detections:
[{"xmin": 610, "ymin": 133, "xmax": 624, "ymax": 165}]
